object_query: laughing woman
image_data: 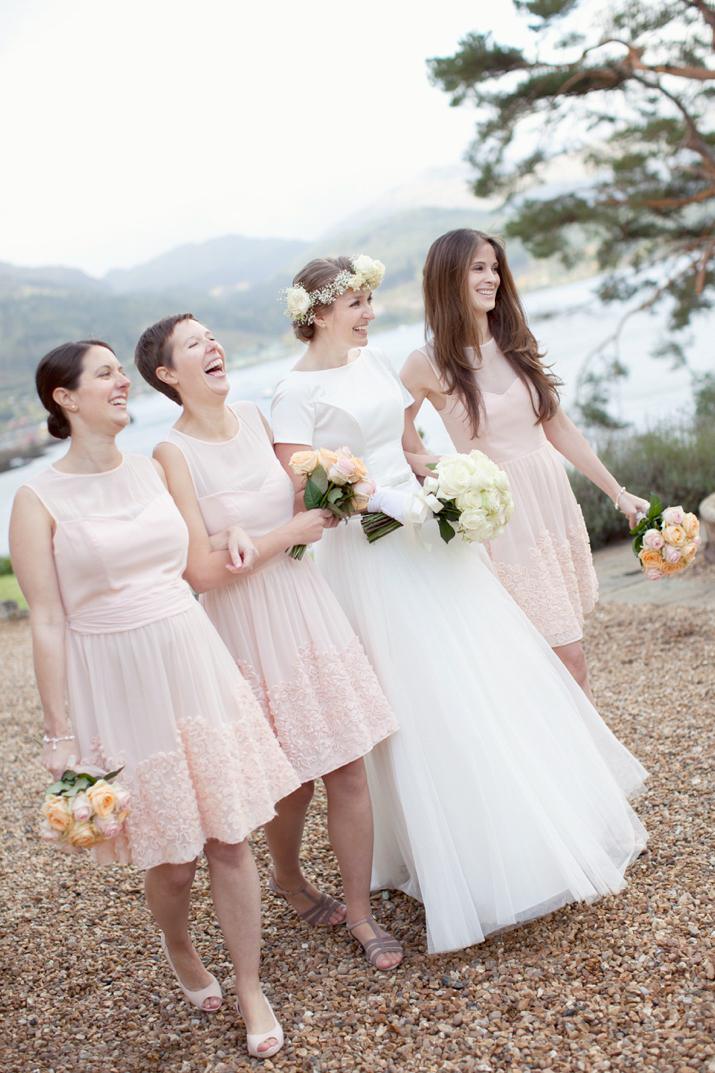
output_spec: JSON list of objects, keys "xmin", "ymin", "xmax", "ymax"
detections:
[
  {"xmin": 10, "ymin": 340, "xmax": 300, "ymax": 1060},
  {"xmin": 134, "ymin": 314, "xmax": 402, "ymax": 971}
]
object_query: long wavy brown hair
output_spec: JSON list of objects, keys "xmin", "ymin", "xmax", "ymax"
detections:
[{"xmin": 423, "ymin": 229, "xmax": 561, "ymax": 437}]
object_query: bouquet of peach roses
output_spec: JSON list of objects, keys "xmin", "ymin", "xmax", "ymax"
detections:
[
  {"xmin": 40, "ymin": 767, "xmax": 131, "ymax": 852},
  {"xmin": 630, "ymin": 496, "xmax": 701, "ymax": 580},
  {"xmin": 288, "ymin": 447, "xmax": 375, "ymax": 560}
]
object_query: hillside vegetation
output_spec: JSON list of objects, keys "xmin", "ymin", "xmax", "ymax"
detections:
[{"xmin": 0, "ymin": 206, "xmax": 581, "ymax": 436}]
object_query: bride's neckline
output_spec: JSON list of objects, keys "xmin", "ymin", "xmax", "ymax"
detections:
[{"xmin": 292, "ymin": 346, "xmax": 366, "ymax": 373}]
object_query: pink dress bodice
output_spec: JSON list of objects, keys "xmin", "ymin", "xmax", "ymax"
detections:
[
  {"xmin": 162, "ymin": 402, "xmax": 295, "ymax": 572},
  {"xmin": 24, "ymin": 454, "xmax": 194, "ymax": 633},
  {"xmin": 418, "ymin": 340, "xmax": 598, "ymax": 648},
  {"xmin": 428, "ymin": 358, "xmax": 548, "ymax": 462}
]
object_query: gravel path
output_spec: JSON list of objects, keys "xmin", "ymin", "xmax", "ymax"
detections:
[{"xmin": 1, "ymin": 603, "xmax": 713, "ymax": 1073}]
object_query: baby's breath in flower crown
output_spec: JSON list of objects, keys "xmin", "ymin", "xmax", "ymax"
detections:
[{"xmin": 282, "ymin": 255, "xmax": 386, "ymax": 326}]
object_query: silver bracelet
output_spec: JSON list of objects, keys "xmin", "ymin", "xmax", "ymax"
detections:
[
  {"xmin": 43, "ymin": 733, "xmax": 75, "ymax": 751},
  {"xmin": 614, "ymin": 486, "xmax": 627, "ymax": 511}
]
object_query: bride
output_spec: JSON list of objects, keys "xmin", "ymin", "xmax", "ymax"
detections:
[{"xmin": 270, "ymin": 254, "xmax": 648, "ymax": 955}]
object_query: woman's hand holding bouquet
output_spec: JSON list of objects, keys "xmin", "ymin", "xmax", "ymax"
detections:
[
  {"xmin": 40, "ymin": 767, "xmax": 131, "ymax": 853},
  {"xmin": 362, "ymin": 450, "xmax": 514, "ymax": 546},
  {"xmin": 288, "ymin": 447, "xmax": 375, "ymax": 559}
]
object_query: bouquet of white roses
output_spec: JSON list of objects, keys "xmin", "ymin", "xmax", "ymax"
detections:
[
  {"xmin": 362, "ymin": 450, "xmax": 514, "ymax": 546},
  {"xmin": 631, "ymin": 495, "xmax": 701, "ymax": 580},
  {"xmin": 40, "ymin": 767, "xmax": 131, "ymax": 852},
  {"xmin": 288, "ymin": 447, "xmax": 375, "ymax": 559}
]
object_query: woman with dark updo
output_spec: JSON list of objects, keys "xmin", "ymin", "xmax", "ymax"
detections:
[{"xmin": 10, "ymin": 339, "xmax": 298, "ymax": 1060}]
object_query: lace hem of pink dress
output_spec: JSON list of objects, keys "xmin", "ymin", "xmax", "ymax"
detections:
[
  {"xmin": 237, "ymin": 636, "xmax": 399, "ymax": 782},
  {"xmin": 491, "ymin": 516, "xmax": 599, "ymax": 648},
  {"xmin": 86, "ymin": 716, "xmax": 297, "ymax": 870}
]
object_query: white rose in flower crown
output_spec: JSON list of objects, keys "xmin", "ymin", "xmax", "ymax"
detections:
[
  {"xmin": 285, "ymin": 286, "xmax": 312, "ymax": 320},
  {"xmin": 352, "ymin": 255, "xmax": 386, "ymax": 289}
]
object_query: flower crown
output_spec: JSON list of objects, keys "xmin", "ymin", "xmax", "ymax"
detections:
[{"xmin": 282, "ymin": 255, "xmax": 386, "ymax": 326}]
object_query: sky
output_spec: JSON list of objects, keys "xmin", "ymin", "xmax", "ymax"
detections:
[{"xmin": 0, "ymin": 0, "xmax": 531, "ymax": 277}]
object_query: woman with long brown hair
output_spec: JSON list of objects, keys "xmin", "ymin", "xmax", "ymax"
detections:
[{"xmin": 401, "ymin": 229, "xmax": 649, "ymax": 701}]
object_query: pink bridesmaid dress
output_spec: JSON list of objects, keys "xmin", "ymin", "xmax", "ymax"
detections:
[
  {"xmin": 160, "ymin": 401, "xmax": 397, "ymax": 782},
  {"xmin": 418, "ymin": 340, "xmax": 598, "ymax": 647},
  {"xmin": 24, "ymin": 454, "xmax": 299, "ymax": 869}
]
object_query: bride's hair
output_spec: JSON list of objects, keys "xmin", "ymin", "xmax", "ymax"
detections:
[
  {"xmin": 423, "ymin": 229, "xmax": 561, "ymax": 437},
  {"xmin": 36, "ymin": 339, "xmax": 115, "ymax": 440},
  {"xmin": 290, "ymin": 257, "xmax": 353, "ymax": 342}
]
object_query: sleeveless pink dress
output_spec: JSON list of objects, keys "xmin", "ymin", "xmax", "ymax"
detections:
[
  {"xmin": 420, "ymin": 341, "xmax": 598, "ymax": 647},
  {"xmin": 160, "ymin": 402, "xmax": 397, "ymax": 782},
  {"xmin": 24, "ymin": 454, "xmax": 299, "ymax": 869}
]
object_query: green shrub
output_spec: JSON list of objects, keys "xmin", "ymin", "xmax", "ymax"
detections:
[
  {"xmin": 569, "ymin": 420, "xmax": 715, "ymax": 551},
  {"xmin": 0, "ymin": 556, "xmax": 14, "ymax": 576}
]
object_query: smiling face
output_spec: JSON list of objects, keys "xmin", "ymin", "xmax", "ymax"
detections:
[
  {"xmin": 466, "ymin": 242, "xmax": 500, "ymax": 318},
  {"xmin": 55, "ymin": 346, "xmax": 131, "ymax": 433},
  {"xmin": 315, "ymin": 288, "xmax": 375, "ymax": 350},
  {"xmin": 159, "ymin": 319, "xmax": 228, "ymax": 402}
]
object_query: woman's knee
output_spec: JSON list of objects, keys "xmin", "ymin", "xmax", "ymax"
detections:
[
  {"xmin": 146, "ymin": 859, "xmax": 197, "ymax": 896},
  {"xmin": 277, "ymin": 780, "xmax": 315, "ymax": 813},
  {"xmin": 323, "ymin": 757, "xmax": 368, "ymax": 798},
  {"xmin": 203, "ymin": 838, "xmax": 249, "ymax": 868}
]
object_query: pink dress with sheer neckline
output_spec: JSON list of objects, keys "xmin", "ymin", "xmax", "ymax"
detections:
[
  {"xmin": 160, "ymin": 401, "xmax": 397, "ymax": 782},
  {"xmin": 419, "ymin": 340, "xmax": 598, "ymax": 647},
  {"xmin": 23, "ymin": 454, "xmax": 299, "ymax": 869}
]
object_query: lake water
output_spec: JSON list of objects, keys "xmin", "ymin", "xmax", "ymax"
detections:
[{"xmin": 1, "ymin": 275, "xmax": 711, "ymax": 554}]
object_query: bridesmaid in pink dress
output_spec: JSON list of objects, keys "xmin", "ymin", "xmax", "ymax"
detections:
[
  {"xmin": 401, "ymin": 229, "xmax": 650, "ymax": 702},
  {"xmin": 134, "ymin": 314, "xmax": 402, "ymax": 971},
  {"xmin": 10, "ymin": 340, "xmax": 300, "ymax": 1059}
]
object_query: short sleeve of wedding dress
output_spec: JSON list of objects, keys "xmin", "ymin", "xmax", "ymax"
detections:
[{"xmin": 271, "ymin": 376, "xmax": 316, "ymax": 444}]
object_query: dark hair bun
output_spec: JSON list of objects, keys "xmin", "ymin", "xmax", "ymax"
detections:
[{"xmin": 47, "ymin": 411, "xmax": 71, "ymax": 440}]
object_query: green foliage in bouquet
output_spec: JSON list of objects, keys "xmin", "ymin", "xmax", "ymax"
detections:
[
  {"xmin": 629, "ymin": 494, "xmax": 663, "ymax": 557},
  {"xmin": 45, "ymin": 767, "xmax": 124, "ymax": 799},
  {"xmin": 302, "ymin": 465, "xmax": 355, "ymax": 519}
]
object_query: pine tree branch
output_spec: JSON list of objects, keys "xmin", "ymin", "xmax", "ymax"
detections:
[
  {"xmin": 683, "ymin": 0, "xmax": 715, "ymax": 48},
  {"xmin": 696, "ymin": 235, "xmax": 715, "ymax": 293}
]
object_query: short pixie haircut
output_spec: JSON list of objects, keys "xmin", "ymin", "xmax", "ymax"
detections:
[{"xmin": 134, "ymin": 313, "xmax": 194, "ymax": 404}]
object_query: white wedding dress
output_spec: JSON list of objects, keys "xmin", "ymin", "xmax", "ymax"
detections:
[{"xmin": 272, "ymin": 346, "xmax": 648, "ymax": 954}]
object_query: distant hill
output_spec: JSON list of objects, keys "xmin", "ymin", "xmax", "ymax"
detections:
[
  {"xmin": 0, "ymin": 261, "xmax": 106, "ymax": 294},
  {"xmin": 104, "ymin": 235, "xmax": 310, "ymax": 295},
  {"xmin": 0, "ymin": 202, "xmax": 591, "ymax": 435}
]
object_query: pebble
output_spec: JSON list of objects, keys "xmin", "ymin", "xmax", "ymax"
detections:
[{"xmin": 2, "ymin": 605, "xmax": 714, "ymax": 1072}]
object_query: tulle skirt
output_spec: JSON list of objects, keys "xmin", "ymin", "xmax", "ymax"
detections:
[
  {"xmin": 66, "ymin": 602, "xmax": 299, "ymax": 869},
  {"xmin": 315, "ymin": 515, "xmax": 647, "ymax": 953},
  {"xmin": 200, "ymin": 555, "xmax": 398, "ymax": 781}
]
